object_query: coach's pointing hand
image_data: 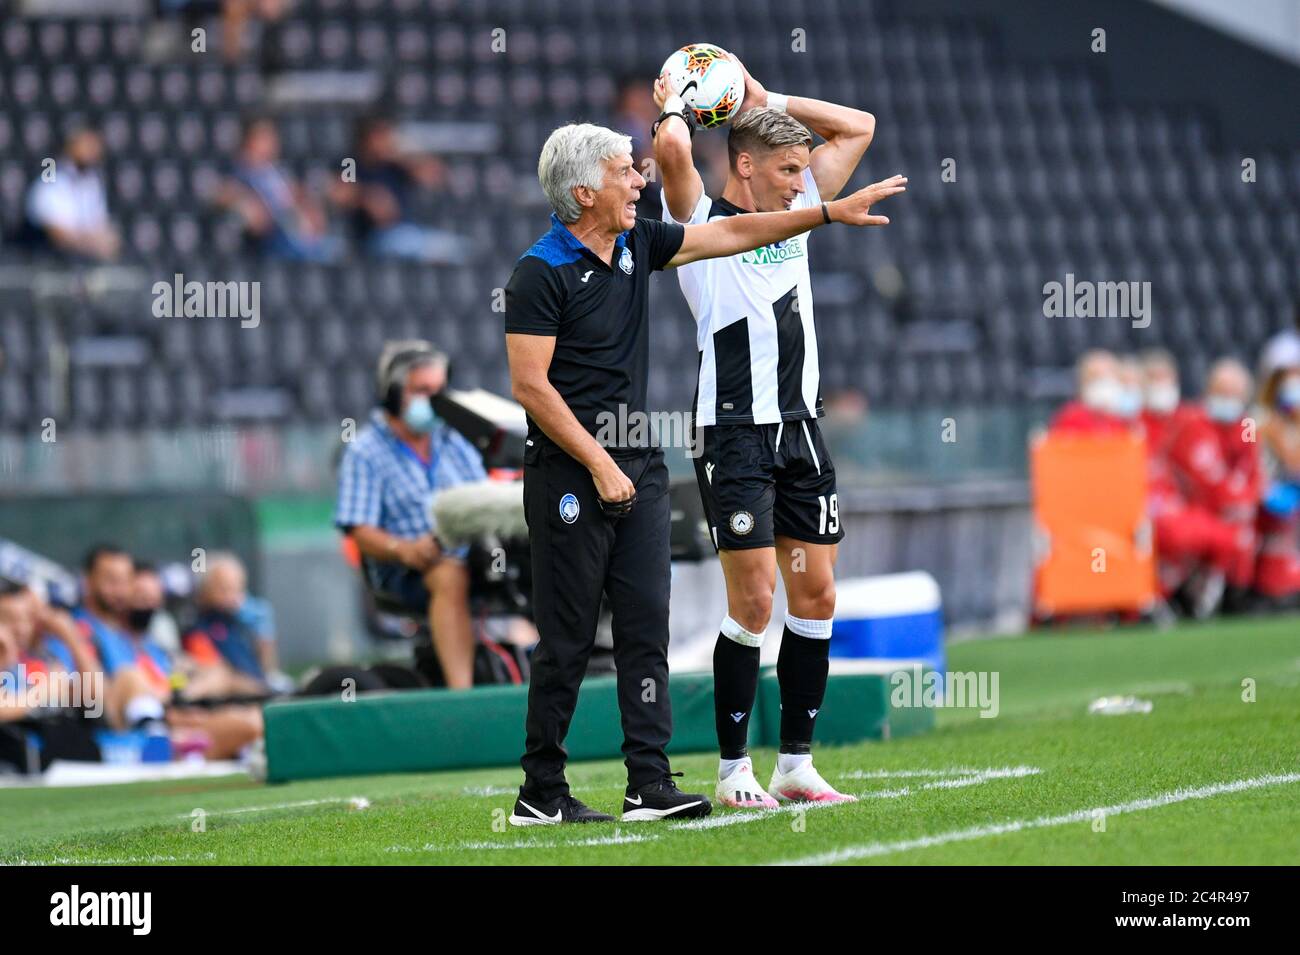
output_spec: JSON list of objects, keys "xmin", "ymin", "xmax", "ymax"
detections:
[{"xmin": 827, "ymin": 174, "xmax": 907, "ymax": 227}]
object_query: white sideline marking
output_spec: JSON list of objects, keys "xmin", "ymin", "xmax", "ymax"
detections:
[
  {"xmin": 859, "ymin": 787, "xmax": 913, "ymax": 799},
  {"xmin": 772, "ymin": 772, "xmax": 1300, "ymax": 866},
  {"xmin": 386, "ymin": 832, "xmax": 658, "ymax": 852},
  {"xmin": 461, "ymin": 785, "xmax": 516, "ymax": 797},
  {"xmin": 175, "ymin": 796, "xmax": 368, "ymax": 818},
  {"xmin": 670, "ymin": 799, "xmax": 843, "ymax": 831},
  {"xmin": 841, "ymin": 766, "xmax": 1040, "ymax": 780},
  {"xmin": 926, "ymin": 767, "xmax": 1042, "ymax": 789}
]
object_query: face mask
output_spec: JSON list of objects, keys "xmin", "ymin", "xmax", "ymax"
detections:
[
  {"xmin": 1205, "ymin": 396, "xmax": 1244, "ymax": 423},
  {"xmin": 401, "ymin": 395, "xmax": 438, "ymax": 434},
  {"xmin": 1277, "ymin": 377, "xmax": 1300, "ymax": 411},
  {"xmin": 1114, "ymin": 386, "xmax": 1142, "ymax": 419},
  {"xmin": 1145, "ymin": 382, "xmax": 1180, "ymax": 414},
  {"xmin": 127, "ymin": 607, "xmax": 155, "ymax": 632},
  {"xmin": 1082, "ymin": 378, "xmax": 1120, "ymax": 413}
]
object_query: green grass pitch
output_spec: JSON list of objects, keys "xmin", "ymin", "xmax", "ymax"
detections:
[{"xmin": 2, "ymin": 615, "xmax": 1297, "ymax": 865}]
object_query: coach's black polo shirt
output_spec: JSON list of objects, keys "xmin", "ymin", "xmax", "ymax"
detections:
[{"xmin": 504, "ymin": 213, "xmax": 685, "ymax": 454}]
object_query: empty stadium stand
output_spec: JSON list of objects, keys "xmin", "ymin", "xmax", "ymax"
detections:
[{"xmin": 0, "ymin": 0, "xmax": 1297, "ymax": 436}]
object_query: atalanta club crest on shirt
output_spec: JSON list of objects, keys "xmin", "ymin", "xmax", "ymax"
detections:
[
  {"xmin": 619, "ymin": 247, "xmax": 634, "ymax": 274},
  {"xmin": 559, "ymin": 493, "xmax": 580, "ymax": 523}
]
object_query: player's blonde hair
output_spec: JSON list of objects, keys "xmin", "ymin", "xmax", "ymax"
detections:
[
  {"xmin": 727, "ymin": 107, "xmax": 813, "ymax": 169},
  {"xmin": 538, "ymin": 123, "xmax": 633, "ymax": 223}
]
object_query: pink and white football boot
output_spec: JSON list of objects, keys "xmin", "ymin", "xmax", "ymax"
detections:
[{"xmin": 768, "ymin": 759, "xmax": 858, "ymax": 804}]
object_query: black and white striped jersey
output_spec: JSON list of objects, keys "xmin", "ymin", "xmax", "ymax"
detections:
[{"xmin": 664, "ymin": 167, "xmax": 824, "ymax": 427}]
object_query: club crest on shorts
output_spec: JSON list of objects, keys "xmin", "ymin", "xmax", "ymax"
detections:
[
  {"xmin": 559, "ymin": 493, "xmax": 580, "ymax": 524},
  {"xmin": 619, "ymin": 247, "xmax": 634, "ymax": 274},
  {"xmin": 729, "ymin": 510, "xmax": 755, "ymax": 536}
]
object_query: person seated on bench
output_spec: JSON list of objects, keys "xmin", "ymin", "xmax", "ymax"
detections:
[
  {"xmin": 181, "ymin": 554, "xmax": 288, "ymax": 696},
  {"xmin": 335, "ymin": 340, "xmax": 487, "ymax": 689},
  {"xmin": 74, "ymin": 546, "xmax": 264, "ymax": 758}
]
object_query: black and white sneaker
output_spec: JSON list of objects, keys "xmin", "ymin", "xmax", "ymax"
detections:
[
  {"xmin": 509, "ymin": 793, "xmax": 615, "ymax": 826},
  {"xmin": 621, "ymin": 773, "xmax": 712, "ymax": 822}
]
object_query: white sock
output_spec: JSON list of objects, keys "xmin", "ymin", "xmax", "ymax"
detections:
[
  {"xmin": 719, "ymin": 755, "xmax": 752, "ymax": 780},
  {"xmin": 124, "ymin": 695, "xmax": 164, "ymax": 726},
  {"xmin": 777, "ymin": 752, "xmax": 813, "ymax": 775}
]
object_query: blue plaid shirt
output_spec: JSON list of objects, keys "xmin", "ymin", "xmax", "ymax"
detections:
[{"xmin": 335, "ymin": 409, "xmax": 487, "ymax": 542}]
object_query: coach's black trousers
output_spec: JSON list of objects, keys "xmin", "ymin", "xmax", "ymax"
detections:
[{"xmin": 520, "ymin": 438, "xmax": 672, "ymax": 801}]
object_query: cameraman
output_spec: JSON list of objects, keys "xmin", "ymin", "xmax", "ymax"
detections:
[{"xmin": 335, "ymin": 341, "xmax": 486, "ymax": 688}]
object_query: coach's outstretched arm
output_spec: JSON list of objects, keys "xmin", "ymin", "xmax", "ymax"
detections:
[
  {"xmin": 728, "ymin": 54, "xmax": 875, "ymax": 200},
  {"xmin": 666, "ymin": 174, "xmax": 906, "ymax": 269}
]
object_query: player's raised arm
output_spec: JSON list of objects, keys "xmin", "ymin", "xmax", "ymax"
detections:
[
  {"xmin": 650, "ymin": 75, "xmax": 706, "ymax": 223},
  {"xmin": 729, "ymin": 54, "xmax": 875, "ymax": 200},
  {"xmin": 666, "ymin": 174, "xmax": 906, "ymax": 268}
]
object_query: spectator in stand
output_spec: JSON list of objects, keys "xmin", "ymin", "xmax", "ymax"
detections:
[
  {"xmin": 1165, "ymin": 359, "xmax": 1262, "ymax": 613},
  {"xmin": 1114, "ymin": 355, "xmax": 1145, "ymax": 423},
  {"xmin": 23, "ymin": 127, "xmax": 121, "ymax": 262},
  {"xmin": 1139, "ymin": 351, "xmax": 1249, "ymax": 613},
  {"xmin": 327, "ymin": 116, "xmax": 464, "ymax": 264},
  {"xmin": 1050, "ymin": 350, "xmax": 1130, "ymax": 434},
  {"xmin": 219, "ymin": 0, "xmax": 289, "ymax": 63},
  {"xmin": 215, "ymin": 116, "xmax": 339, "ymax": 261},
  {"xmin": 1253, "ymin": 340, "xmax": 1300, "ymax": 600}
]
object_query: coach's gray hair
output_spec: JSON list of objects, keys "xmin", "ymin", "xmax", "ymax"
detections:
[
  {"xmin": 728, "ymin": 108, "xmax": 813, "ymax": 168},
  {"xmin": 538, "ymin": 123, "xmax": 633, "ymax": 224}
]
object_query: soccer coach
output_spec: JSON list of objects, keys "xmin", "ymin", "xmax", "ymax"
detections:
[{"xmin": 504, "ymin": 122, "xmax": 905, "ymax": 826}]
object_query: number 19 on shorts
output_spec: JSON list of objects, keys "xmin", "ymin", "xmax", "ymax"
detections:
[{"xmin": 818, "ymin": 493, "xmax": 840, "ymax": 535}]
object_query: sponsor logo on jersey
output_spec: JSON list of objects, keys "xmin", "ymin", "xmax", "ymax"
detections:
[{"xmin": 740, "ymin": 236, "xmax": 805, "ymax": 265}]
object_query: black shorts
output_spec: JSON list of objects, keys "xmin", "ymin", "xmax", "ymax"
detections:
[{"xmin": 692, "ymin": 417, "xmax": 844, "ymax": 551}]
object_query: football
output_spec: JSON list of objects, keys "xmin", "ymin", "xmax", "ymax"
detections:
[{"xmin": 659, "ymin": 42, "xmax": 745, "ymax": 129}]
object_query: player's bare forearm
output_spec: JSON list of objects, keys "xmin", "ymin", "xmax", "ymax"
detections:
[
  {"xmin": 506, "ymin": 334, "xmax": 615, "ymax": 475},
  {"xmin": 727, "ymin": 53, "xmax": 874, "ymax": 198},
  {"xmin": 787, "ymin": 96, "xmax": 875, "ymax": 148},
  {"xmin": 652, "ymin": 117, "xmax": 704, "ymax": 223},
  {"xmin": 668, "ymin": 173, "xmax": 907, "ymax": 267},
  {"xmin": 651, "ymin": 76, "xmax": 706, "ymax": 222},
  {"xmin": 791, "ymin": 97, "xmax": 876, "ymax": 199}
]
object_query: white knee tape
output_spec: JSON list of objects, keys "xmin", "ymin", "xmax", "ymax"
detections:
[
  {"xmin": 785, "ymin": 613, "xmax": 833, "ymax": 640},
  {"xmin": 721, "ymin": 615, "xmax": 766, "ymax": 648}
]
